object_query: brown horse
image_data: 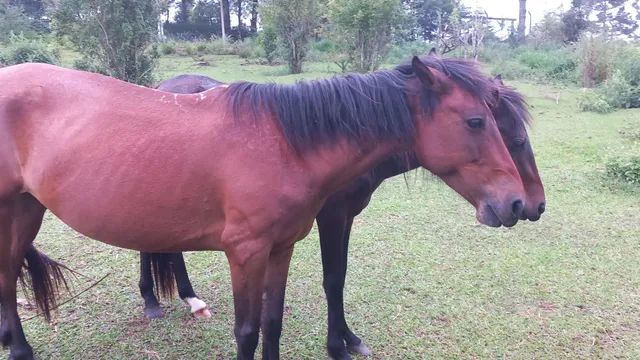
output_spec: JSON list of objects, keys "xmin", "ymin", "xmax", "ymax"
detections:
[
  {"xmin": 138, "ymin": 64, "xmax": 545, "ymax": 359},
  {"xmin": 0, "ymin": 55, "xmax": 525, "ymax": 360}
]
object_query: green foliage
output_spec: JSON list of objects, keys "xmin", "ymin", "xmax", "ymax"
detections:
[
  {"xmin": 529, "ymin": 10, "xmax": 566, "ymax": 47},
  {"xmin": 405, "ymin": 0, "xmax": 455, "ymax": 40},
  {"xmin": 575, "ymin": 34, "xmax": 615, "ymax": 87},
  {"xmin": 328, "ymin": 0, "xmax": 405, "ymax": 72},
  {"xmin": 0, "ymin": 34, "xmax": 58, "ymax": 65},
  {"xmin": 159, "ymin": 42, "xmax": 177, "ymax": 55},
  {"xmin": 577, "ymin": 88, "xmax": 613, "ymax": 113},
  {"xmin": 53, "ymin": 0, "xmax": 160, "ymax": 86},
  {"xmin": 206, "ymin": 39, "xmax": 237, "ymax": 55},
  {"xmin": 261, "ymin": 0, "xmax": 319, "ymax": 74},
  {"xmin": 607, "ymin": 156, "xmax": 640, "ymax": 185},
  {"xmin": 0, "ymin": 4, "xmax": 36, "ymax": 42},
  {"xmin": 598, "ymin": 70, "xmax": 640, "ymax": 109},
  {"xmin": 385, "ymin": 40, "xmax": 433, "ymax": 64},
  {"xmin": 516, "ymin": 47, "xmax": 577, "ymax": 83},
  {"xmin": 257, "ymin": 26, "xmax": 278, "ymax": 63}
]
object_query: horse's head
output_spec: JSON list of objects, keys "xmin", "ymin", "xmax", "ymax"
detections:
[
  {"xmin": 405, "ymin": 56, "xmax": 525, "ymax": 227},
  {"xmin": 492, "ymin": 75, "xmax": 545, "ymax": 221}
]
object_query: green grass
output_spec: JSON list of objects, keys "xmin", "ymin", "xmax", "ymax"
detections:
[{"xmin": 4, "ymin": 53, "xmax": 640, "ymax": 359}]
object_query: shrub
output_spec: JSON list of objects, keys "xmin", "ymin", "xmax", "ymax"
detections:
[
  {"xmin": 73, "ymin": 58, "xmax": 108, "ymax": 75},
  {"xmin": 257, "ymin": 27, "xmax": 278, "ymax": 63},
  {"xmin": 607, "ymin": 156, "xmax": 640, "ymax": 185},
  {"xmin": 159, "ymin": 42, "xmax": 176, "ymax": 55},
  {"xmin": 207, "ymin": 38, "xmax": 237, "ymax": 55},
  {"xmin": 0, "ymin": 34, "xmax": 58, "ymax": 65},
  {"xmin": 385, "ymin": 41, "xmax": 433, "ymax": 64},
  {"xmin": 516, "ymin": 47, "xmax": 576, "ymax": 83},
  {"xmin": 575, "ymin": 35, "xmax": 615, "ymax": 87},
  {"xmin": 577, "ymin": 89, "xmax": 613, "ymax": 113},
  {"xmin": 598, "ymin": 70, "xmax": 640, "ymax": 109},
  {"xmin": 489, "ymin": 60, "xmax": 536, "ymax": 80}
]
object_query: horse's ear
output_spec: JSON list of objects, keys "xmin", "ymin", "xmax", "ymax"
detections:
[
  {"xmin": 428, "ymin": 47, "xmax": 437, "ymax": 56},
  {"xmin": 412, "ymin": 56, "xmax": 439, "ymax": 89},
  {"xmin": 494, "ymin": 74, "xmax": 504, "ymax": 85}
]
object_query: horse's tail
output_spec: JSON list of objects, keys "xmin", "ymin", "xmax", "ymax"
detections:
[
  {"xmin": 19, "ymin": 245, "xmax": 70, "ymax": 321},
  {"xmin": 149, "ymin": 253, "xmax": 176, "ymax": 300}
]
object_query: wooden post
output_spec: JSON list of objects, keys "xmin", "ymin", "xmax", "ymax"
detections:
[{"xmin": 220, "ymin": 0, "xmax": 226, "ymax": 44}]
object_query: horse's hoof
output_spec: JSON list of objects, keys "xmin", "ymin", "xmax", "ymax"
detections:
[
  {"xmin": 144, "ymin": 306, "xmax": 165, "ymax": 319},
  {"xmin": 328, "ymin": 350, "xmax": 352, "ymax": 360},
  {"xmin": 193, "ymin": 307, "xmax": 212, "ymax": 319},
  {"xmin": 347, "ymin": 342, "xmax": 372, "ymax": 356},
  {"xmin": 9, "ymin": 346, "xmax": 34, "ymax": 360}
]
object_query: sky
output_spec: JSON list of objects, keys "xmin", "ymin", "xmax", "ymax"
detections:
[{"xmin": 462, "ymin": 0, "xmax": 573, "ymax": 27}]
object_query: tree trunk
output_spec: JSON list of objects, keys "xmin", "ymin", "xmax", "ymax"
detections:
[
  {"xmin": 517, "ymin": 0, "xmax": 526, "ymax": 43},
  {"xmin": 250, "ymin": 0, "xmax": 258, "ymax": 34},
  {"xmin": 222, "ymin": 0, "xmax": 231, "ymax": 35},
  {"xmin": 236, "ymin": 0, "xmax": 243, "ymax": 40}
]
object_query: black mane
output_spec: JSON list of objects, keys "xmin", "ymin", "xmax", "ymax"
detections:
[
  {"xmin": 496, "ymin": 83, "xmax": 532, "ymax": 129},
  {"xmin": 227, "ymin": 57, "xmax": 496, "ymax": 151}
]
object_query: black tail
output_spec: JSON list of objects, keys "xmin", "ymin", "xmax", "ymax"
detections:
[
  {"xmin": 19, "ymin": 246, "xmax": 70, "ymax": 321},
  {"xmin": 149, "ymin": 253, "xmax": 176, "ymax": 300}
]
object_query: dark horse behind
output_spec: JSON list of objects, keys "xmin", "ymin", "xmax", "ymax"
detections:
[{"xmin": 139, "ymin": 55, "xmax": 544, "ymax": 360}]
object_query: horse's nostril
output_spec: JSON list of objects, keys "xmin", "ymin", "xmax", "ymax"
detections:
[
  {"xmin": 511, "ymin": 199, "xmax": 524, "ymax": 218},
  {"xmin": 538, "ymin": 202, "xmax": 546, "ymax": 215}
]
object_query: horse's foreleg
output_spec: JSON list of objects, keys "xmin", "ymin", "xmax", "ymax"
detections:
[
  {"xmin": 173, "ymin": 253, "xmax": 210, "ymax": 319},
  {"xmin": 339, "ymin": 217, "xmax": 370, "ymax": 357},
  {"xmin": 138, "ymin": 252, "xmax": 164, "ymax": 319},
  {"xmin": 226, "ymin": 242, "xmax": 270, "ymax": 360},
  {"xmin": 0, "ymin": 195, "xmax": 46, "ymax": 360},
  {"xmin": 317, "ymin": 210, "xmax": 370, "ymax": 360},
  {"xmin": 261, "ymin": 246, "xmax": 294, "ymax": 360}
]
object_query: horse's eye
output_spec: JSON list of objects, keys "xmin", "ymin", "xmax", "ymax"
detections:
[
  {"xmin": 510, "ymin": 138, "xmax": 526, "ymax": 151},
  {"xmin": 466, "ymin": 117, "xmax": 484, "ymax": 129}
]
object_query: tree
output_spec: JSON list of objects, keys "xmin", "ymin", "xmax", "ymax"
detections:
[
  {"xmin": 592, "ymin": 0, "xmax": 639, "ymax": 38},
  {"xmin": 0, "ymin": 3, "xmax": 35, "ymax": 42},
  {"xmin": 175, "ymin": 0, "xmax": 194, "ymax": 23},
  {"xmin": 54, "ymin": 0, "xmax": 160, "ymax": 85},
  {"xmin": 406, "ymin": 0, "xmax": 455, "ymax": 40},
  {"xmin": 222, "ymin": 0, "xmax": 231, "ymax": 35},
  {"xmin": 250, "ymin": 0, "xmax": 258, "ymax": 34},
  {"xmin": 235, "ymin": 0, "xmax": 244, "ymax": 39},
  {"xmin": 261, "ymin": 0, "xmax": 319, "ymax": 74},
  {"xmin": 561, "ymin": 0, "xmax": 590, "ymax": 42},
  {"xmin": 517, "ymin": 0, "xmax": 526, "ymax": 43},
  {"xmin": 328, "ymin": 0, "xmax": 405, "ymax": 72},
  {"xmin": 192, "ymin": 0, "xmax": 221, "ymax": 27}
]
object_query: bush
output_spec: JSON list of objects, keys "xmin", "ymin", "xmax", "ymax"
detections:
[
  {"xmin": 206, "ymin": 38, "xmax": 237, "ymax": 55},
  {"xmin": 607, "ymin": 156, "xmax": 640, "ymax": 185},
  {"xmin": 0, "ymin": 34, "xmax": 58, "ymax": 65},
  {"xmin": 575, "ymin": 35, "xmax": 615, "ymax": 87},
  {"xmin": 257, "ymin": 27, "xmax": 278, "ymax": 63},
  {"xmin": 577, "ymin": 89, "xmax": 613, "ymax": 113},
  {"xmin": 385, "ymin": 41, "xmax": 433, "ymax": 64},
  {"xmin": 516, "ymin": 47, "xmax": 576, "ymax": 83},
  {"xmin": 599, "ymin": 70, "xmax": 640, "ymax": 109},
  {"xmin": 159, "ymin": 42, "xmax": 176, "ymax": 55},
  {"xmin": 73, "ymin": 58, "xmax": 108, "ymax": 75}
]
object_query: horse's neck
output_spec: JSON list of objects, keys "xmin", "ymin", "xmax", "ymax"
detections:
[
  {"xmin": 371, "ymin": 153, "xmax": 420, "ymax": 181},
  {"xmin": 306, "ymin": 139, "xmax": 409, "ymax": 198}
]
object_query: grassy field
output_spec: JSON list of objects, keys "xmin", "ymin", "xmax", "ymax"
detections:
[{"xmin": 3, "ymin": 53, "xmax": 640, "ymax": 360}]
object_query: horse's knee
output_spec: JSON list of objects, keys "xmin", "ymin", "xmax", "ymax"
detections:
[{"xmin": 235, "ymin": 323, "xmax": 259, "ymax": 349}]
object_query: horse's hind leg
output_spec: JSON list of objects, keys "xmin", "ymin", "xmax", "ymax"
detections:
[
  {"xmin": 173, "ymin": 253, "xmax": 211, "ymax": 319},
  {"xmin": 0, "ymin": 194, "xmax": 46, "ymax": 360},
  {"xmin": 139, "ymin": 252, "xmax": 165, "ymax": 319}
]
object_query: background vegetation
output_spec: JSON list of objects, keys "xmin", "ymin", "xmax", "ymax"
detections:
[{"xmin": 0, "ymin": 0, "xmax": 639, "ymax": 358}]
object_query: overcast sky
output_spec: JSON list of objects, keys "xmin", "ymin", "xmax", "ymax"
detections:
[{"xmin": 462, "ymin": 0, "xmax": 573, "ymax": 26}]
